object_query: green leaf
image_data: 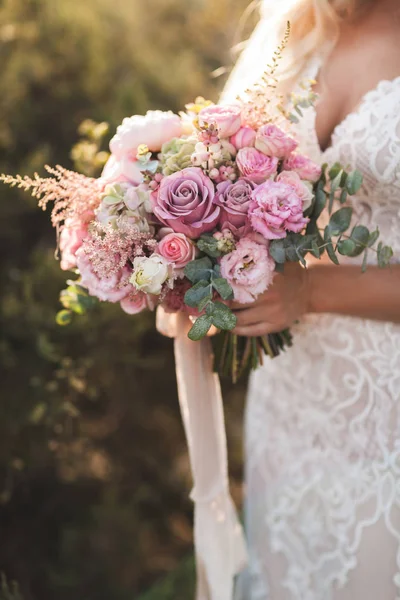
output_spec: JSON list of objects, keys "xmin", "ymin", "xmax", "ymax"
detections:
[
  {"xmin": 346, "ymin": 225, "xmax": 370, "ymax": 257},
  {"xmin": 368, "ymin": 228, "xmax": 380, "ymax": 247},
  {"xmin": 269, "ymin": 239, "xmax": 286, "ymax": 264},
  {"xmin": 210, "ymin": 302, "xmax": 237, "ymax": 331},
  {"xmin": 339, "ymin": 188, "xmax": 348, "ymax": 204},
  {"xmin": 329, "ymin": 170, "xmax": 343, "ymax": 212},
  {"xmin": 328, "ymin": 207, "xmax": 352, "ymax": 236},
  {"xmin": 324, "ymin": 227, "xmax": 339, "ymax": 265},
  {"xmin": 346, "ymin": 170, "xmax": 363, "ymax": 195},
  {"xmin": 337, "ymin": 239, "xmax": 357, "ymax": 256},
  {"xmin": 198, "ymin": 296, "xmax": 212, "ymax": 312},
  {"xmin": 197, "ymin": 234, "xmax": 221, "ymax": 258},
  {"xmin": 377, "ymin": 244, "xmax": 393, "ymax": 268},
  {"xmin": 211, "ymin": 277, "xmax": 234, "ymax": 300},
  {"xmin": 184, "ymin": 281, "xmax": 212, "ymax": 308},
  {"xmin": 184, "ymin": 257, "xmax": 213, "ymax": 283},
  {"xmin": 310, "ymin": 240, "xmax": 321, "ymax": 258},
  {"xmin": 187, "ymin": 315, "xmax": 213, "ymax": 341},
  {"xmin": 56, "ymin": 310, "xmax": 72, "ymax": 326},
  {"xmin": 362, "ymin": 250, "xmax": 368, "ymax": 273},
  {"xmin": 328, "ymin": 162, "xmax": 342, "ymax": 180},
  {"xmin": 313, "ymin": 183, "xmax": 327, "ymax": 219}
]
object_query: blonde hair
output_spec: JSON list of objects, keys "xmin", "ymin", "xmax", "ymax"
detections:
[{"xmin": 273, "ymin": 0, "xmax": 371, "ymax": 80}]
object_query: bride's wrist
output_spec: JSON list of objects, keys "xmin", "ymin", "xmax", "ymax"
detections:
[{"xmin": 306, "ymin": 264, "xmax": 333, "ymax": 315}]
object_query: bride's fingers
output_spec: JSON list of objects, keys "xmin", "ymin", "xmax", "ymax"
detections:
[
  {"xmin": 234, "ymin": 306, "xmax": 267, "ymax": 327},
  {"xmin": 233, "ymin": 321, "xmax": 276, "ymax": 337}
]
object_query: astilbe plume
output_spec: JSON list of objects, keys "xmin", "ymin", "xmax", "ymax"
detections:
[
  {"xmin": 82, "ymin": 220, "xmax": 157, "ymax": 279},
  {"xmin": 0, "ymin": 165, "xmax": 102, "ymax": 227}
]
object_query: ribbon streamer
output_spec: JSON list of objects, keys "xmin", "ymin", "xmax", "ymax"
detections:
[{"xmin": 156, "ymin": 307, "xmax": 247, "ymax": 600}]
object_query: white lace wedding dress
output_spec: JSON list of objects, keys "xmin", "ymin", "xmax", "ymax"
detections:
[{"xmin": 222, "ymin": 13, "xmax": 400, "ymax": 600}]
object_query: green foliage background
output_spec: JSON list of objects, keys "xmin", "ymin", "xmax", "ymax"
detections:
[{"xmin": 0, "ymin": 0, "xmax": 256, "ymax": 598}]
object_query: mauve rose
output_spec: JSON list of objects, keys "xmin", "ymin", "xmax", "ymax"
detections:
[
  {"xmin": 76, "ymin": 250, "xmax": 132, "ymax": 302},
  {"xmin": 110, "ymin": 110, "xmax": 182, "ymax": 159},
  {"xmin": 152, "ymin": 167, "xmax": 220, "ymax": 238},
  {"xmin": 283, "ymin": 153, "xmax": 322, "ymax": 182},
  {"xmin": 255, "ymin": 124, "xmax": 298, "ymax": 158},
  {"xmin": 220, "ymin": 237, "xmax": 275, "ymax": 304},
  {"xmin": 236, "ymin": 148, "xmax": 278, "ymax": 184},
  {"xmin": 120, "ymin": 292, "xmax": 147, "ymax": 315},
  {"xmin": 214, "ymin": 178, "xmax": 255, "ymax": 234},
  {"xmin": 158, "ymin": 228, "xmax": 196, "ymax": 269},
  {"xmin": 276, "ymin": 171, "xmax": 314, "ymax": 211},
  {"xmin": 249, "ymin": 180, "xmax": 309, "ymax": 240},
  {"xmin": 230, "ymin": 127, "xmax": 256, "ymax": 150},
  {"xmin": 198, "ymin": 104, "xmax": 242, "ymax": 138},
  {"xmin": 101, "ymin": 154, "xmax": 143, "ymax": 185}
]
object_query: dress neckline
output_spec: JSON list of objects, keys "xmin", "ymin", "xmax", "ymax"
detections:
[{"xmin": 307, "ymin": 55, "xmax": 400, "ymax": 156}]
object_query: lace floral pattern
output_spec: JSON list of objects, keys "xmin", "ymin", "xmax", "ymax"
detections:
[{"xmin": 237, "ymin": 61, "xmax": 400, "ymax": 600}]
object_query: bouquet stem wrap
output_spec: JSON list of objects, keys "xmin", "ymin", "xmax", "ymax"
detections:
[{"xmin": 156, "ymin": 307, "xmax": 247, "ymax": 600}]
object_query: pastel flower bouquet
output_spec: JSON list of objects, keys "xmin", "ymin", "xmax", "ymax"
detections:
[{"xmin": 1, "ymin": 27, "xmax": 393, "ymax": 382}]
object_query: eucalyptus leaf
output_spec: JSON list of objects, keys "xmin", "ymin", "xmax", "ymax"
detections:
[
  {"xmin": 197, "ymin": 235, "xmax": 221, "ymax": 258},
  {"xmin": 210, "ymin": 302, "xmax": 237, "ymax": 331},
  {"xmin": 184, "ymin": 256, "xmax": 213, "ymax": 283},
  {"xmin": 377, "ymin": 244, "xmax": 393, "ymax": 268},
  {"xmin": 368, "ymin": 228, "xmax": 380, "ymax": 247},
  {"xmin": 337, "ymin": 239, "xmax": 357, "ymax": 256},
  {"xmin": 328, "ymin": 207, "xmax": 352, "ymax": 236},
  {"xmin": 313, "ymin": 183, "xmax": 327, "ymax": 220},
  {"xmin": 269, "ymin": 239, "xmax": 286, "ymax": 264},
  {"xmin": 346, "ymin": 170, "xmax": 363, "ymax": 195},
  {"xmin": 348, "ymin": 225, "xmax": 370, "ymax": 256},
  {"xmin": 324, "ymin": 227, "xmax": 340, "ymax": 265},
  {"xmin": 187, "ymin": 315, "xmax": 213, "ymax": 341},
  {"xmin": 212, "ymin": 277, "xmax": 234, "ymax": 300},
  {"xmin": 184, "ymin": 280, "xmax": 212, "ymax": 308}
]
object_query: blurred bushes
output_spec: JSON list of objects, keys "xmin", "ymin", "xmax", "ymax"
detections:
[{"xmin": 0, "ymin": 0, "xmax": 255, "ymax": 598}]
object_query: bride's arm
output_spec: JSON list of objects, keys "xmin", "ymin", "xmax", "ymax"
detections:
[{"xmin": 232, "ymin": 262, "xmax": 400, "ymax": 336}]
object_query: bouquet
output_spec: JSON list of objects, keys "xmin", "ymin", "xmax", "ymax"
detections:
[{"xmin": 1, "ymin": 26, "xmax": 393, "ymax": 382}]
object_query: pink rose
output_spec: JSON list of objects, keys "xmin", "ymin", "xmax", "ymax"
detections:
[
  {"xmin": 249, "ymin": 180, "xmax": 309, "ymax": 240},
  {"xmin": 283, "ymin": 153, "xmax": 322, "ymax": 182},
  {"xmin": 152, "ymin": 167, "xmax": 220, "ymax": 238},
  {"xmin": 276, "ymin": 171, "xmax": 313, "ymax": 210},
  {"xmin": 198, "ymin": 104, "xmax": 242, "ymax": 138},
  {"xmin": 230, "ymin": 127, "xmax": 256, "ymax": 150},
  {"xmin": 255, "ymin": 124, "xmax": 298, "ymax": 158},
  {"xmin": 76, "ymin": 249, "xmax": 132, "ymax": 302},
  {"xmin": 158, "ymin": 228, "xmax": 196, "ymax": 269},
  {"xmin": 59, "ymin": 214, "xmax": 93, "ymax": 271},
  {"xmin": 101, "ymin": 154, "xmax": 144, "ymax": 186},
  {"xmin": 110, "ymin": 110, "xmax": 182, "ymax": 159},
  {"xmin": 220, "ymin": 238, "xmax": 275, "ymax": 304},
  {"xmin": 120, "ymin": 292, "xmax": 147, "ymax": 315},
  {"xmin": 214, "ymin": 178, "xmax": 255, "ymax": 234},
  {"xmin": 236, "ymin": 148, "xmax": 278, "ymax": 184}
]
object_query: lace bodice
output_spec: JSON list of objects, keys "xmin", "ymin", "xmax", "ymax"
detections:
[{"xmin": 237, "ymin": 57, "xmax": 400, "ymax": 600}]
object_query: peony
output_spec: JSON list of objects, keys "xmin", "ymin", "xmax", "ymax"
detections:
[
  {"xmin": 276, "ymin": 171, "xmax": 314, "ymax": 211},
  {"xmin": 283, "ymin": 153, "xmax": 322, "ymax": 182},
  {"xmin": 158, "ymin": 228, "xmax": 196, "ymax": 270},
  {"xmin": 230, "ymin": 126, "xmax": 256, "ymax": 150},
  {"xmin": 152, "ymin": 167, "xmax": 220, "ymax": 238},
  {"xmin": 249, "ymin": 180, "xmax": 309, "ymax": 240},
  {"xmin": 101, "ymin": 154, "xmax": 144, "ymax": 186},
  {"xmin": 220, "ymin": 238, "xmax": 275, "ymax": 304},
  {"xmin": 76, "ymin": 250, "xmax": 132, "ymax": 302},
  {"xmin": 214, "ymin": 178, "xmax": 255, "ymax": 234},
  {"xmin": 161, "ymin": 136, "xmax": 197, "ymax": 175},
  {"xmin": 120, "ymin": 292, "xmax": 148, "ymax": 315},
  {"xmin": 198, "ymin": 104, "xmax": 242, "ymax": 138},
  {"xmin": 60, "ymin": 214, "xmax": 93, "ymax": 271},
  {"xmin": 236, "ymin": 148, "xmax": 278, "ymax": 184},
  {"xmin": 130, "ymin": 253, "xmax": 171, "ymax": 296},
  {"xmin": 110, "ymin": 110, "xmax": 182, "ymax": 159},
  {"xmin": 255, "ymin": 124, "xmax": 298, "ymax": 158}
]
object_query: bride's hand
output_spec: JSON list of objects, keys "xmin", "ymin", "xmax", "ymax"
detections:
[{"xmin": 231, "ymin": 263, "xmax": 311, "ymax": 336}]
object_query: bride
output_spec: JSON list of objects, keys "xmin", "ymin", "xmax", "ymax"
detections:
[{"xmin": 221, "ymin": 0, "xmax": 400, "ymax": 598}]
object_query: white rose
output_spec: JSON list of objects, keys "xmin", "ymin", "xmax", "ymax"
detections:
[{"xmin": 130, "ymin": 254, "xmax": 170, "ymax": 296}]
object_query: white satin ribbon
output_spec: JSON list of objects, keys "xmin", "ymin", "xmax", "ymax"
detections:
[{"xmin": 156, "ymin": 307, "xmax": 248, "ymax": 600}]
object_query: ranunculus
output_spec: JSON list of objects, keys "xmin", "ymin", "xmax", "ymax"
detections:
[
  {"xmin": 60, "ymin": 214, "xmax": 93, "ymax": 271},
  {"xmin": 161, "ymin": 136, "xmax": 197, "ymax": 175},
  {"xmin": 249, "ymin": 180, "xmax": 309, "ymax": 240},
  {"xmin": 110, "ymin": 110, "xmax": 183, "ymax": 159},
  {"xmin": 158, "ymin": 228, "xmax": 196, "ymax": 269},
  {"xmin": 236, "ymin": 148, "xmax": 278, "ymax": 184},
  {"xmin": 220, "ymin": 238, "xmax": 275, "ymax": 304},
  {"xmin": 101, "ymin": 154, "xmax": 143, "ymax": 185},
  {"xmin": 276, "ymin": 171, "xmax": 314, "ymax": 211},
  {"xmin": 283, "ymin": 153, "xmax": 322, "ymax": 182},
  {"xmin": 214, "ymin": 178, "xmax": 255, "ymax": 234},
  {"xmin": 230, "ymin": 126, "xmax": 256, "ymax": 150},
  {"xmin": 120, "ymin": 292, "xmax": 147, "ymax": 315},
  {"xmin": 255, "ymin": 124, "xmax": 298, "ymax": 158},
  {"xmin": 152, "ymin": 167, "xmax": 220, "ymax": 238},
  {"xmin": 130, "ymin": 254, "xmax": 171, "ymax": 296},
  {"xmin": 76, "ymin": 250, "xmax": 132, "ymax": 302},
  {"xmin": 198, "ymin": 104, "xmax": 242, "ymax": 138}
]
